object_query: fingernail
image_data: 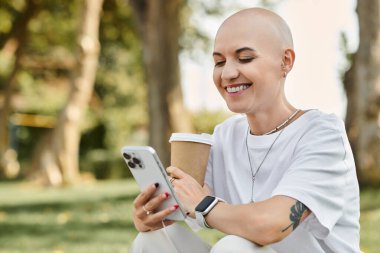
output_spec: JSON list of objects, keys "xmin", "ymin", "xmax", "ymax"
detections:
[
  {"xmin": 164, "ymin": 192, "xmax": 170, "ymax": 198},
  {"xmin": 170, "ymin": 204, "xmax": 179, "ymax": 211},
  {"xmin": 154, "ymin": 183, "xmax": 159, "ymax": 188}
]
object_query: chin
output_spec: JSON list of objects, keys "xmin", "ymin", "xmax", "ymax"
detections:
[{"xmin": 226, "ymin": 103, "xmax": 247, "ymax": 114}]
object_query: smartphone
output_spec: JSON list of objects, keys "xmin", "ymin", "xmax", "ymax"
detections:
[{"xmin": 121, "ymin": 146, "xmax": 186, "ymax": 221}]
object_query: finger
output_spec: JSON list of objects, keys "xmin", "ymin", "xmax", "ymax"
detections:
[
  {"xmin": 138, "ymin": 192, "xmax": 170, "ymax": 217},
  {"xmin": 166, "ymin": 166, "xmax": 188, "ymax": 179},
  {"xmin": 150, "ymin": 220, "xmax": 176, "ymax": 232},
  {"xmin": 147, "ymin": 204, "xmax": 180, "ymax": 224},
  {"xmin": 163, "ymin": 220, "xmax": 176, "ymax": 226},
  {"xmin": 167, "ymin": 175, "xmax": 176, "ymax": 184},
  {"xmin": 133, "ymin": 183, "xmax": 159, "ymax": 208}
]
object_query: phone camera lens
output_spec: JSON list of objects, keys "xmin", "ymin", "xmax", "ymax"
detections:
[
  {"xmin": 133, "ymin": 157, "xmax": 141, "ymax": 164},
  {"xmin": 123, "ymin": 153, "xmax": 132, "ymax": 160},
  {"xmin": 128, "ymin": 161, "xmax": 136, "ymax": 168}
]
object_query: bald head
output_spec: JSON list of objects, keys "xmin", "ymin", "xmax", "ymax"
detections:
[
  {"xmin": 212, "ymin": 8, "xmax": 296, "ymax": 115},
  {"xmin": 216, "ymin": 8, "xmax": 294, "ymax": 52}
]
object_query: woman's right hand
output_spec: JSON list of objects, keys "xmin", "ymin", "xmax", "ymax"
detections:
[{"xmin": 132, "ymin": 183, "xmax": 179, "ymax": 232}]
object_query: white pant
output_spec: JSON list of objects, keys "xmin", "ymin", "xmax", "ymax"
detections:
[{"xmin": 130, "ymin": 224, "xmax": 276, "ymax": 253}]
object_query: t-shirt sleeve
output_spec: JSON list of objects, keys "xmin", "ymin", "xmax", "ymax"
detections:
[{"xmin": 271, "ymin": 123, "xmax": 349, "ymax": 239}]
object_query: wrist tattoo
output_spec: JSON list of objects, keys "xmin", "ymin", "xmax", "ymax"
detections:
[{"xmin": 282, "ymin": 201, "xmax": 310, "ymax": 233}]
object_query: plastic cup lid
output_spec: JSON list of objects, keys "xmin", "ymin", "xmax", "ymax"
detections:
[{"xmin": 169, "ymin": 133, "xmax": 213, "ymax": 145}]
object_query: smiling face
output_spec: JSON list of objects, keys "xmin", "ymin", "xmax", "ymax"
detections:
[{"xmin": 213, "ymin": 8, "xmax": 294, "ymax": 115}]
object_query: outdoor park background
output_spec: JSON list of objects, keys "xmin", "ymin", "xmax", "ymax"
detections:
[{"xmin": 0, "ymin": 0, "xmax": 379, "ymax": 252}]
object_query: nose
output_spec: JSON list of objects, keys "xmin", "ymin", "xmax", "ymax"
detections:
[{"xmin": 221, "ymin": 60, "xmax": 239, "ymax": 81}]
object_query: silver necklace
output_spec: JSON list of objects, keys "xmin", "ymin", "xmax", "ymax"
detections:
[
  {"xmin": 261, "ymin": 109, "xmax": 300, "ymax": 135},
  {"xmin": 245, "ymin": 109, "xmax": 300, "ymax": 202}
]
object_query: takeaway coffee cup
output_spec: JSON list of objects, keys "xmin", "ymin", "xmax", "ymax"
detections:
[{"xmin": 169, "ymin": 133, "xmax": 213, "ymax": 185}]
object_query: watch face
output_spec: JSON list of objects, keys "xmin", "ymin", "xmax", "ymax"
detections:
[{"xmin": 195, "ymin": 196, "xmax": 216, "ymax": 212}]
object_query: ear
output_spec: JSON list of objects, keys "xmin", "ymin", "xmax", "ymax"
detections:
[{"xmin": 281, "ymin": 48, "xmax": 295, "ymax": 78}]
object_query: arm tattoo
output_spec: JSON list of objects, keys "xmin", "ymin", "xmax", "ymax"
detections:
[{"xmin": 281, "ymin": 201, "xmax": 310, "ymax": 233}]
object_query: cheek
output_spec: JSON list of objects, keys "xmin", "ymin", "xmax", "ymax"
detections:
[{"xmin": 212, "ymin": 69, "xmax": 221, "ymax": 87}]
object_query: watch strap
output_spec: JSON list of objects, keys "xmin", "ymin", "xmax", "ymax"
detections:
[
  {"xmin": 195, "ymin": 210, "xmax": 211, "ymax": 228},
  {"xmin": 195, "ymin": 196, "xmax": 225, "ymax": 229}
]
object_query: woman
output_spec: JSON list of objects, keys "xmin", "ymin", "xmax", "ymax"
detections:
[{"xmin": 130, "ymin": 7, "xmax": 361, "ymax": 253}]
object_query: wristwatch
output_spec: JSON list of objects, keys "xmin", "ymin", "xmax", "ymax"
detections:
[{"xmin": 195, "ymin": 196, "xmax": 225, "ymax": 228}]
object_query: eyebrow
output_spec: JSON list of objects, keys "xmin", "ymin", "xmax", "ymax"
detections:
[
  {"xmin": 212, "ymin": 47, "xmax": 256, "ymax": 57},
  {"xmin": 236, "ymin": 47, "xmax": 256, "ymax": 54}
]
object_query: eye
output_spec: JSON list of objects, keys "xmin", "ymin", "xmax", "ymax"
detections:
[
  {"xmin": 214, "ymin": 60, "xmax": 225, "ymax": 67},
  {"xmin": 239, "ymin": 57, "xmax": 254, "ymax": 63}
]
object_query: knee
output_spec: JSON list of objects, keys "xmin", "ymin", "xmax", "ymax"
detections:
[
  {"xmin": 211, "ymin": 235, "xmax": 276, "ymax": 253},
  {"xmin": 211, "ymin": 235, "xmax": 248, "ymax": 253},
  {"xmin": 129, "ymin": 229, "xmax": 167, "ymax": 253},
  {"xmin": 129, "ymin": 232, "xmax": 148, "ymax": 253}
]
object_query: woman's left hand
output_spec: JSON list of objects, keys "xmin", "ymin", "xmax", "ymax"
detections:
[{"xmin": 166, "ymin": 166, "xmax": 211, "ymax": 218}]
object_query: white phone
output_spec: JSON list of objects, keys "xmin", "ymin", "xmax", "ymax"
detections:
[{"xmin": 121, "ymin": 146, "xmax": 186, "ymax": 221}]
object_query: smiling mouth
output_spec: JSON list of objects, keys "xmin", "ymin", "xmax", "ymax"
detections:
[{"xmin": 225, "ymin": 84, "xmax": 252, "ymax": 93}]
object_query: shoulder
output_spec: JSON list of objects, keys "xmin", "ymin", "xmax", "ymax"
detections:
[
  {"xmin": 295, "ymin": 110, "xmax": 349, "ymax": 158},
  {"xmin": 300, "ymin": 110, "xmax": 345, "ymax": 136}
]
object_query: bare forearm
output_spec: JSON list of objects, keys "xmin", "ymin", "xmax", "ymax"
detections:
[
  {"xmin": 205, "ymin": 203, "xmax": 275, "ymax": 245},
  {"xmin": 205, "ymin": 196, "xmax": 311, "ymax": 245}
]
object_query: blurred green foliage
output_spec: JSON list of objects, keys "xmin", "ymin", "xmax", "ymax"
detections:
[
  {"xmin": 192, "ymin": 110, "xmax": 232, "ymax": 134},
  {"xmin": 0, "ymin": 0, "xmax": 231, "ymax": 180},
  {"xmin": 0, "ymin": 0, "xmax": 146, "ymax": 179}
]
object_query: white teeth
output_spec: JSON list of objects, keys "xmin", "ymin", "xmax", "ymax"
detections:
[{"xmin": 226, "ymin": 85, "xmax": 249, "ymax": 93}]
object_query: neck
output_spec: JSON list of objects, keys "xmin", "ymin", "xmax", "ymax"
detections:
[{"xmin": 247, "ymin": 107, "xmax": 300, "ymax": 135}]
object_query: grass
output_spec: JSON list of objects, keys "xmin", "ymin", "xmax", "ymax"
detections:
[
  {"xmin": 0, "ymin": 179, "xmax": 378, "ymax": 253},
  {"xmin": 0, "ymin": 180, "xmax": 138, "ymax": 253}
]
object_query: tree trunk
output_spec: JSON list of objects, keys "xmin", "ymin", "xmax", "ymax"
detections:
[
  {"xmin": 130, "ymin": 0, "xmax": 193, "ymax": 167},
  {"xmin": 31, "ymin": 0, "xmax": 104, "ymax": 186},
  {"xmin": 0, "ymin": 0, "xmax": 39, "ymax": 178},
  {"xmin": 344, "ymin": 0, "xmax": 380, "ymax": 186}
]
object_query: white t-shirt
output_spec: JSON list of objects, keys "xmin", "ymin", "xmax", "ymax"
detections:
[{"xmin": 205, "ymin": 110, "xmax": 361, "ymax": 253}]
